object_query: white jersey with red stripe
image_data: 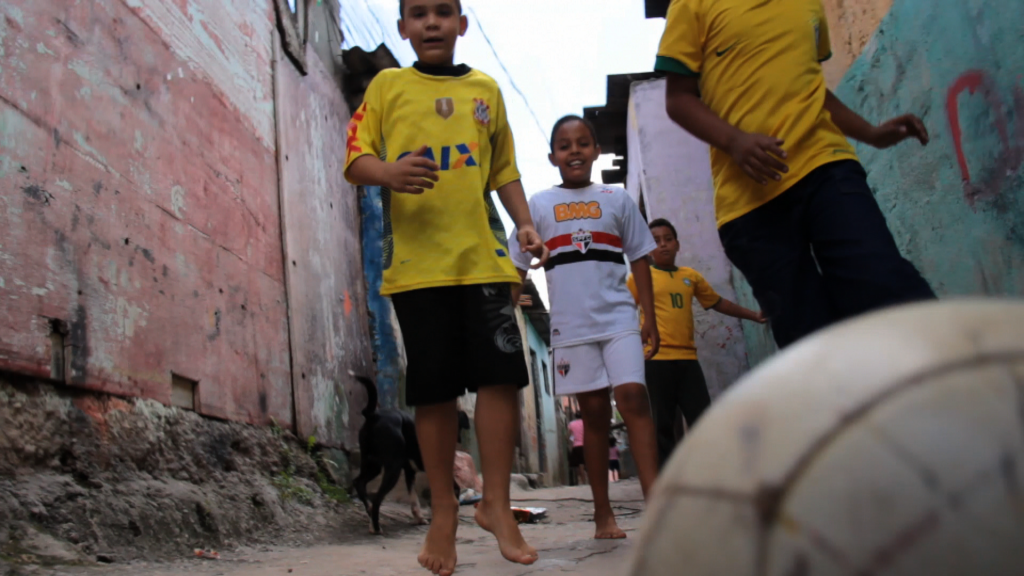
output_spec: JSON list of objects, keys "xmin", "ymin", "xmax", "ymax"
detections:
[{"xmin": 509, "ymin": 183, "xmax": 657, "ymax": 348}]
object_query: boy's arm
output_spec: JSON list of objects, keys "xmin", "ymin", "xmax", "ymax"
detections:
[
  {"xmin": 347, "ymin": 146, "xmax": 440, "ymax": 193},
  {"xmin": 629, "ymin": 259, "xmax": 660, "ymax": 360},
  {"xmin": 497, "ymin": 180, "xmax": 549, "ymax": 267},
  {"xmin": 711, "ymin": 298, "xmax": 766, "ymax": 323},
  {"xmin": 665, "ymin": 75, "xmax": 789, "ymax": 186},
  {"xmin": 824, "ymin": 90, "xmax": 930, "ymax": 149}
]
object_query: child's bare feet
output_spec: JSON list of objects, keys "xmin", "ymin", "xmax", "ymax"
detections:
[
  {"xmin": 418, "ymin": 499, "xmax": 459, "ymax": 576},
  {"xmin": 474, "ymin": 500, "xmax": 538, "ymax": 565},
  {"xmin": 594, "ymin": 509, "xmax": 627, "ymax": 540}
]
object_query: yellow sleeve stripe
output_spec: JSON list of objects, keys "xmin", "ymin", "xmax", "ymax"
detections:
[{"xmin": 655, "ymin": 56, "xmax": 699, "ymax": 77}]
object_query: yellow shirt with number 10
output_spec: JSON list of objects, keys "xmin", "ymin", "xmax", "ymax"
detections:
[{"xmin": 628, "ymin": 266, "xmax": 722, "ymax": 360}]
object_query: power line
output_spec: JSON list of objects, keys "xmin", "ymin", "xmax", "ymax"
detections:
[{"xmin": 467, "ymin": 7, "xmax": 550, "ymax": 146}]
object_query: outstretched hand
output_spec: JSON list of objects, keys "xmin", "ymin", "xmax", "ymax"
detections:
[
  {"xmin": 517, "ymin": 226, "xmax": 549, "ymax": 270},
  {"xmin": 867, "ymin": 114, "xmax": 930, "ymax": 149},
  {"xmin": 385, "ymin": 145, "xmax": 440, "ymax": 194}
]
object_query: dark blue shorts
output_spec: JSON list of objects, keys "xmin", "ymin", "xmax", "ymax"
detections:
[{"xmin": 718, "ymin": 160, "xmax": 936, "ymax": 349}]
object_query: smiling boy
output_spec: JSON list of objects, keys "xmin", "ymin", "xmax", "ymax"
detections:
[{"xmin": 344, "ymin": 1, "xmax": 545, "ymax": 574}]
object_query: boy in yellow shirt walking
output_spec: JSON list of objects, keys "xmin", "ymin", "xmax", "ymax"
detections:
[
  {"xmin": 345, "ymin": 1, "xmax": 546, "ymax": 574},
  {"xmin": 656, "ymin": 0, "xmax": 935, "ymax": 349},
  {"xmin": 628, "ymin": 219, "xmax": 764, "ymax": 467}
]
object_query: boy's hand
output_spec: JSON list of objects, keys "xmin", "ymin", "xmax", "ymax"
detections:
[
  {"xmin": 726, "ymin": 132, "xmax": 789, "ymax": 185},
  {"xmin": 753, "ymin": 310, "xmax": 767, "ymax": 324},
  {"xmin": 517, "ymin": 226, "xmax": 549, "ymax": 269},
  {"xmin": 641, "ymin": 318, "xmax": 660, "ymax": 360},
  {"xmin": 384, "ymin": 145, "xmax": 440, "ymax": 194},
  {"xmin": 866, "ymin": 114, "xmax": 930, "ymax": 149}
]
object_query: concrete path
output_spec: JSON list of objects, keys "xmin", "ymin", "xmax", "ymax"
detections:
[{"xmin": 9, "ymin": 480, "xmax": 645, "ymax": 576}]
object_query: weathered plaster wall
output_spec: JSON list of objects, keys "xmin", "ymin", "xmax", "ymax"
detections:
[
  {"xmin": 821, "ymin": 0, "xmax": 894, "ymax": 88},
  {"xmin": 626, "ymin": 79, "xmax": 753, "ymax": 397},
  {"xmin": 0, "ymin": 0, "xmax": 291, "ymax": 425},
  {"xmin": 524, "ymin": 316, "xmax": 557, "ymax": 482},
  {"xmin": 273, "ymin": 34, "xmax": 374, "ymax": 449},
  {"xmin": 835, "ymin": 0, "xmax": 1024, "ymax": 299}
]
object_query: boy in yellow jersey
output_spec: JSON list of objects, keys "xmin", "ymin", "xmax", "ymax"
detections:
[
  {"xmin": 344, "ymin": 1, "xmax": 546, "ymax": 574},
  {"xmin": 627, "ymin": 219, "xmax": 764, "ymax": 467},
  {"xmin": 656, "ymin": 0, "xmax": 936, "ymax": 349}
]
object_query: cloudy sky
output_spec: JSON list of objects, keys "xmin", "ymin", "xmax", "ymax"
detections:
[{"xmin": 336, "ymin": 0, "xmax": 667, "ymax": 304}]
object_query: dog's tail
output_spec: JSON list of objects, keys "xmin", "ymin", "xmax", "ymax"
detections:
[{"xmin": 350, "ymin": 370, "xmax": 378, "ymax": 419}]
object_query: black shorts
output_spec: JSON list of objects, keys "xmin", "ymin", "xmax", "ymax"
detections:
[
  {"xmin": 609, "ymin": 459, "xmax": 621, "ymax": 472},
  {"xmin": 569, "ymin": 446, "xmax": 585, "ymax": 467},
  {"xmin": 391, "ymin": 283, "xmax": 529, "ymax": 407}
]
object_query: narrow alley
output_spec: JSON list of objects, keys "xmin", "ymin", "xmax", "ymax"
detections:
[{"xmin": 4, "ymin": 481, "xmax": 644, "ymax": 576}]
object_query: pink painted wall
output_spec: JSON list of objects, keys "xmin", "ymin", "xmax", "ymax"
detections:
[{"xmin": 0, "ymin": 0, "xmax": 373, "ymax": 444}]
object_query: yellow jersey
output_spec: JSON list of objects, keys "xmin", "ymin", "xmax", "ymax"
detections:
[
  {"xmin": 628, "ymin": 266, "xmax": 721, "ymax": 360},
  {"xmin": 344, "ymin": 64, "xmax": 521, "ymax": 295},
  {"xmin": 655, "ymin": 0, "xmax": 858, "ymax": 228}
]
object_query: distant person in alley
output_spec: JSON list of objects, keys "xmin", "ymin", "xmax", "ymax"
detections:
[
  {"xmin": 344, "ymin": 0, "xmax": 548, "ymax": 574},
  {"xmin": 567, "ymin": 413, "xmax": 587, "ymax": 485},
  {"xmin": 511, "ymin": 115, "xmax": 660, "ymax": 540},
  {"xmin": 657, "ymin": 0, "xmax": 935, "ymax": 350},
  {"xmin": 627, "ymin": 218, "xmax": 765, "ymax": 468}
]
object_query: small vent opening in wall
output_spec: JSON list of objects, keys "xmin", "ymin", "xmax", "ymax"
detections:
[
  {"xmin": 48, "ymin": 318, "xmax": 70, "ymax": 382},
  {"xmin": 171, "ymin": 373, "xmax": 198, "ymax": 411}
]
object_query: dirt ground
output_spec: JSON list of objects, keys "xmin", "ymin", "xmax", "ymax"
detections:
[{"xmin": 2, "ymin": 480, "xmax": 646, "ymax": 576}]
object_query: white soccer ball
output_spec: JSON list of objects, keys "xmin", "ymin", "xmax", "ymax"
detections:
[{"xmin": 627, "ymin": 299, "xmax": 1024, "ymax": 576}]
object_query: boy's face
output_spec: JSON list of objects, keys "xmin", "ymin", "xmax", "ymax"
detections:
[
  {"xmin": 549, "ymin": 121, "xmax": 601, "ymax": 186},
  {"xmin": 399, "ymin": 0, "xmax": 467, "ymax": 66},
  {"xmin": 650, "ymin": 226, "xmax": 680, "ymax": 268}
]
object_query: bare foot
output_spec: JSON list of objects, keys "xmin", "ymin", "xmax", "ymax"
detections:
[
  {"xmin": 418, "ymin": 499, "xmax": 459, "ymax": 576},
  {"xmin": 475, "ymin": 500, "xmax": 538, "ymax": 565},
  {"xmin": 594, "ymin": 509, "xmax": 627, "ymax": 540}
]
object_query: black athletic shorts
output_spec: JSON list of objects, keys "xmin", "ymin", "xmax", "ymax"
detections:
[
  {"xmin": 390, "ymin": 283, "xmax": 529, "ymax": 407},
  {"xmin": 569, "ymin": 446, "xmax": 585, "ymax": 468},
  {"xmin": 609, "ymin": 459, "xmax": 621, "ymax": 472}
]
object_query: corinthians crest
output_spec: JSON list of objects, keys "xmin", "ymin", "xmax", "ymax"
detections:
[{"xmin": 572, "ymin": 230, "xmax": 592, "ymax": 253}]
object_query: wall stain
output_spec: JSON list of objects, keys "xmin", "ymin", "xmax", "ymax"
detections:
[{"xmin": 22, "ymin": 184, "xmax": 53, "ymax": 205}]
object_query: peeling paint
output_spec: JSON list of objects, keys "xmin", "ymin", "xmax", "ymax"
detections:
[
  {"xmin": 30, "ymin": 287, "xmax": 47, "ymax": 296},
  {"xmin": 36, "ymin": 43, "xmax": 55, "ymax": 56},
  {"xmin": 134, "ymin": 130, "xmax": 144, "ymax": 153},
  {"xmin": 72, "ymin": 131, "xmax": 108, "ymax": 165},
  {"xmin": 170, "ymin": 185, "xmax": 186, "ymax": 217},
  {"xmin": 55, "ymin": 179, "xmax": 72, "ymax": 191}
]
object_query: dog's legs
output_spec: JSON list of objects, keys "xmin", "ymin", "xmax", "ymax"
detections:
[
  {"xmin": 353, "ymin": 460, "xmax": 382, "ymax": 520},
  {"xmin": 370, "ymin": 465, "xmax": 403, "ymax": 535},
  {"xmin": 405, "ymin": 462, "xmax": 428, "ymax": 525}
]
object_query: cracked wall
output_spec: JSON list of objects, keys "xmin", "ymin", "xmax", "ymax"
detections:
[{"xmin": 0, "ymin": 0, "xmax": 374, "ymax": 447}]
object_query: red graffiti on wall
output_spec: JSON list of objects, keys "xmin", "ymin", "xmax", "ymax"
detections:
[{"xmin": 946, "ymin": 70, "xmax": 1024, "ymax": 207}]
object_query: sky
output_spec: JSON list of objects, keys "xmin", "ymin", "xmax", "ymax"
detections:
[{"xmin": 337, "ymin": 0, "xmax": 667, "ymax": 306}]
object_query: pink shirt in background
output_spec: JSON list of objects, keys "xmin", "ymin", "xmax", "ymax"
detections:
[
  {"xmin": 609, "ymin": 446, "xmax": 619, "ymax": 460},
  {"xmin": 568, "ymin": 419, "xmax": 584, "ymax": 447}
]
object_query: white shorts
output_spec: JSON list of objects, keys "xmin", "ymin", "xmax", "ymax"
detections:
[{"xmin": 553, "ymin": 332, "xmax": 646, "ymax": 396}]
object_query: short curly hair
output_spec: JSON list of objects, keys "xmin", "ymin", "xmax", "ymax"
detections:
[
  {"xmin": 399, "ymin": 0, "xmax": 463, "ymax": 18},
  {"xmin": 648, "ymin": 218, "xmax": 678, "ymax": 240}
]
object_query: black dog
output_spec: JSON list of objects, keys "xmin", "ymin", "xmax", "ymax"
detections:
[{"xmin": 350, "ymin": 374, "xmax": 461, "ymax": 535}]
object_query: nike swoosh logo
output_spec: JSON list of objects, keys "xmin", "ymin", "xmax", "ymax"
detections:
[{"xmin": 716, "ymin": 43, "xmax": 736, "ymax": 57}]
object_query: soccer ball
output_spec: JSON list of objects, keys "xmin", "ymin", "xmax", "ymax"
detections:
[{"xmin": 627, "ymin": 299, "xmax": 1024, "ymax": 576}]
